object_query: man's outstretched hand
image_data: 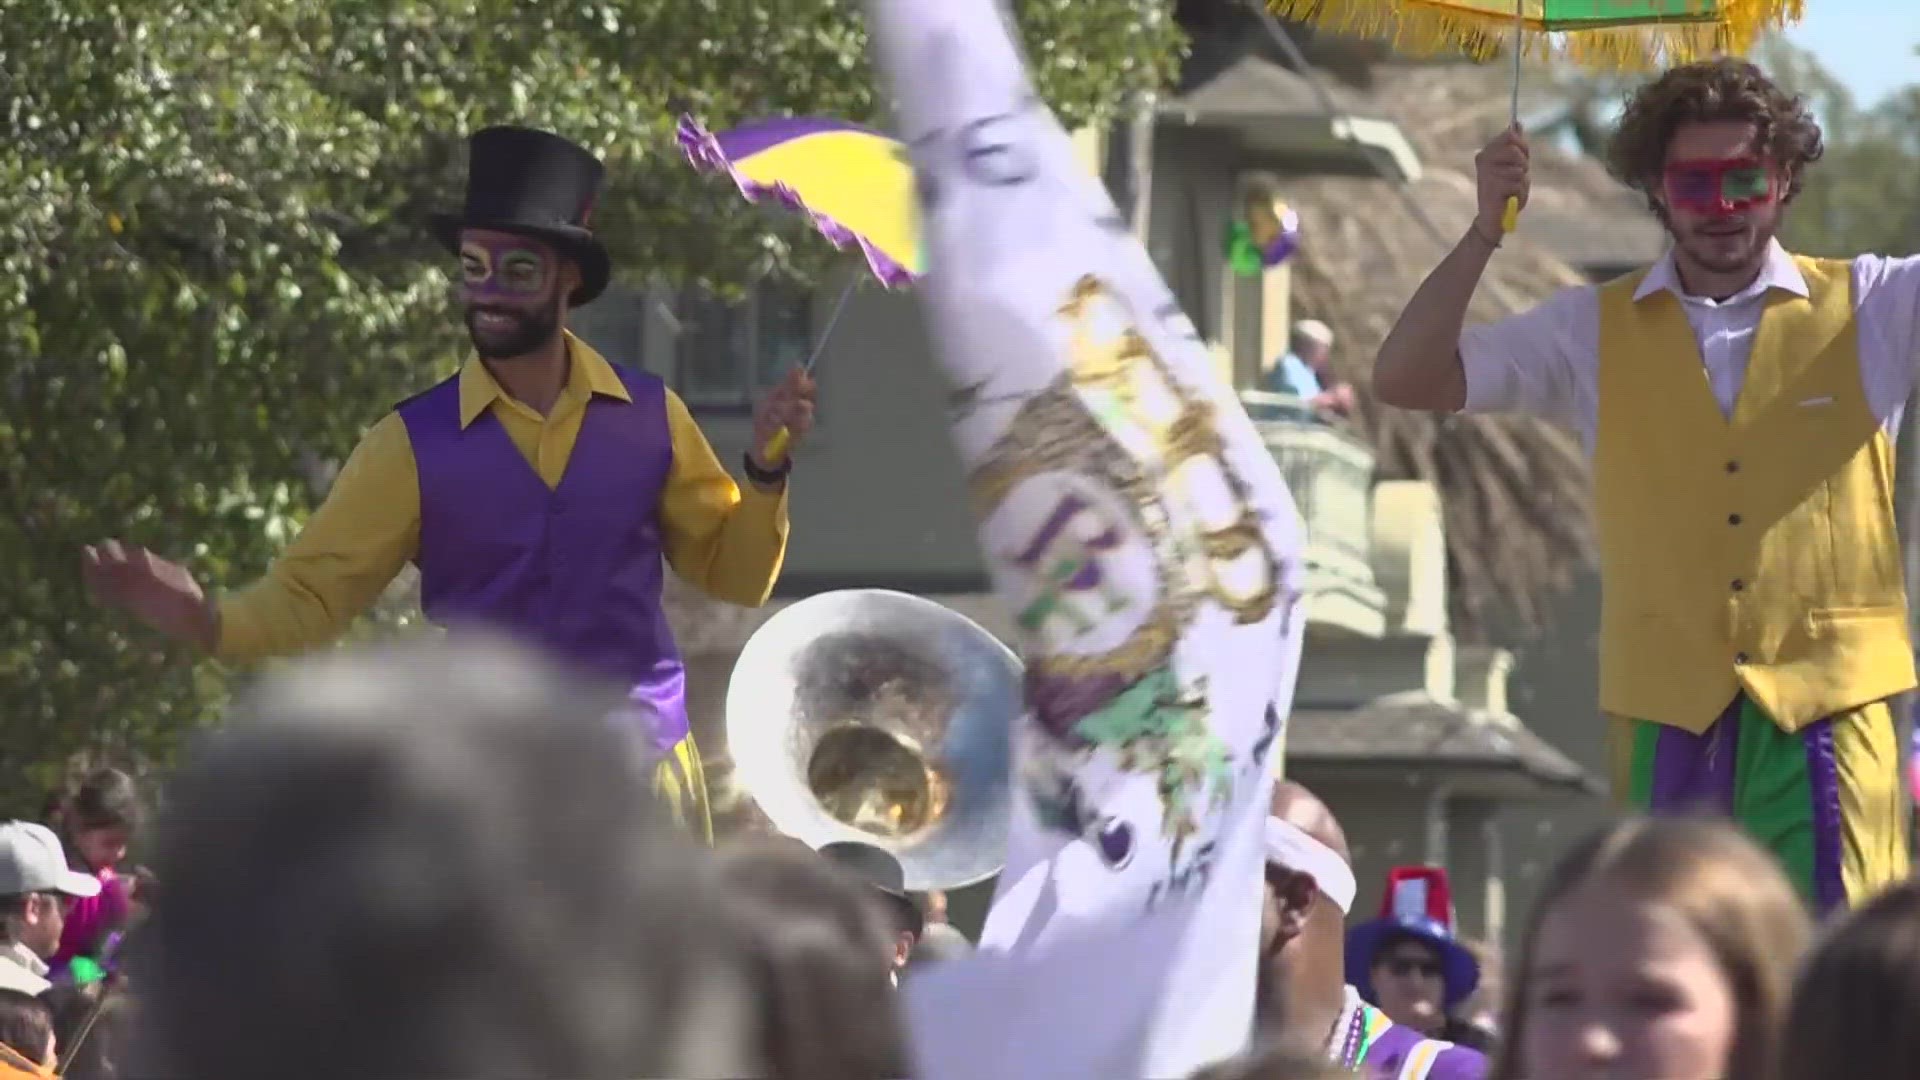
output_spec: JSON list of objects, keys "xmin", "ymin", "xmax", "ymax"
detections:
[{"xmin": 81, "ymin": 541, "xmax": 219, "ymax": 653}]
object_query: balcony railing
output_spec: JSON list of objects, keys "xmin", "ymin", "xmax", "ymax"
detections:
[{"xmin": 1241, "ymin": 390, "xmax": 1386, "ymax": 637}]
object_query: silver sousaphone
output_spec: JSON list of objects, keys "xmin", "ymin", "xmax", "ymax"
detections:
[{"xmin": 725, "ymin": 589, "xmax": 1018, "ymax": 891}]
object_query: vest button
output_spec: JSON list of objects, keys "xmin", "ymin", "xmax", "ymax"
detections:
[
  {"xmin": 1731, "ymin": 579, "xmax": 1745, "ymax": 592},
  {"xmin": 1734, "ymin": 651, "xmax": 1750, "ymax": 665},
  {"xmin": 1728, "ymin": 513, "xmax": 1742, "ymax": 526},
  {"xmin": 1726, "ymin": 460, "xmax": 1740, "ymax": 473}
]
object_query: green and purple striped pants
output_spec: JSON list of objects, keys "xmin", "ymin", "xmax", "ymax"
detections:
[{"xmin": 1609, "ymin": 694, "xmax": 1910, "ymax": 913}]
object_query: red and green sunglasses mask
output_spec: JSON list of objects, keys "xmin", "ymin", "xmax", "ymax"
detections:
[{"xmin": 1661, "ymin": 156, "xmax": 1779, "ymax": 217}]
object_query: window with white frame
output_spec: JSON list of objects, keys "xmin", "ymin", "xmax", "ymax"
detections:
[{"xmin": 672, "ymin": 281, "xmax": 815, "ymax": 412}]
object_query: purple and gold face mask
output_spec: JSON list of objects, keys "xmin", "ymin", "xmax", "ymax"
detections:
[{"xmin": 459, "ymin": 237, "xmax": 556, "ymax": 300}]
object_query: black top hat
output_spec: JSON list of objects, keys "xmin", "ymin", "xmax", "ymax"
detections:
[
  {"xmin": 819, "ymin": 841, "xmax": 923, "ymax": 938},
  {"xmin": 428, "ymin": 126, "xmax": 612, "ymax": 306}
]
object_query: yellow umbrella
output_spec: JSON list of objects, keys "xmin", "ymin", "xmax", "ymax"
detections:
[{"xmin": 1267, "ymin": 0, "xmax": 1806, "ymax": 230}]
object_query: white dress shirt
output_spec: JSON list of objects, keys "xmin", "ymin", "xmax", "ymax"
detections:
[{"xmin": 1460, "ymin": 241, "xmax": 1920, "ymax": 451}]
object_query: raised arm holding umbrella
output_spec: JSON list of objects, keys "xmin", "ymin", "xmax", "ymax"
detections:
[{"xmin": 84, "ymin": 128, "xmax": 816, "ymax": 842}]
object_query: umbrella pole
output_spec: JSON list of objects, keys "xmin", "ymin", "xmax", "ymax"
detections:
[
  {"xmin": 762, "ymin": 277, "xmax": 857, "ymax": 463},
  {"xmin": 800, "ymin": 277, "xmax": 858, "ymax": 376},
  {"xmin": 1502, "ymin": 0, "xmax": 1523, "ymax": 233}
]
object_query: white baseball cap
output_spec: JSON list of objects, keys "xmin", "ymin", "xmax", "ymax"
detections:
[
  {"xmin": 1292, "ymin": 319, "xmax": 1333, "ymax": 347},
  {"xmin": 0, "ymin": 821, "xmax": 102, "ymax": 898}
]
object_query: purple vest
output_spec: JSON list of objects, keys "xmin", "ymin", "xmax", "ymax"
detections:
[
  {"xmin": 1364, "ymin": 1021, "xmax": 1488, "ymax": 1080},
  {"xmin": 396, "ymin": 365, "xmax": 687, "ymax": 750}
]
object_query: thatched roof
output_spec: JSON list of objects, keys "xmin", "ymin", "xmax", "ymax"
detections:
[{"xmin": 1282, "ymin": 58, "xmax": 1661, "ymax": 635}]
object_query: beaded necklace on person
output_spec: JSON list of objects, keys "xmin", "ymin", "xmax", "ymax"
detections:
[{"xmin": 1325, "ymin": 988, "xmax": 1371, "ymax": 1069}]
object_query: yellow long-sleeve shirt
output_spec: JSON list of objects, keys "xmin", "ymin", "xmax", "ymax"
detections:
[{"xmin": 216, "ymin": 334, "xmax": 787, "ymax": 663}]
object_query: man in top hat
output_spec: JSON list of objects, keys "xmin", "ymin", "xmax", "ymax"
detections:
[
  {"xmin": 1259, "ymin": 784, "xmax": 1486, "ymax": 1079},
  {"xmin": 1345, "ymin": 866, "xmax": 1489, "ymax": 1054},
  {"xmin": 818, "ymin": 840, "xmax": 923, "ymax": 983},
  {"xmin": 82, "ymin": 126, "xmax": 816, "ymax": 841}
]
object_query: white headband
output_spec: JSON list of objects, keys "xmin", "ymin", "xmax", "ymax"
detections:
[{"xmin": 1264, "ymin": 816, "xmax": 1356, "ymax": 915}]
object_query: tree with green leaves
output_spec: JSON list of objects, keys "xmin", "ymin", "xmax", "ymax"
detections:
[
  {"xmin": 1, "ymin": 0, "xmax": 1183, "ymax": 807},
  {"xmin": 1758, "ymin": 39, "xmax": 1920, "ymax": 259}
]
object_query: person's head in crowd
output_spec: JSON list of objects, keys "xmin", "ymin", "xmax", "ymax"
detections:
[
  {"xmin": 0, "ymin": 989, "xmax": 54, "ymax": 1076},
  {"xmin": 1365, "ymin": 931, "xmax": 1448, "ymax": 1034},
  {"xmin": 1777, "ymin": 880, "xmax": 1920, "ymax": 1080},
  {"xmin": 713, "ymin": 838, "xmax": 910, "ymax": 1079},
  {"xmin": 1347, "ymin": 866, "xmax": 1479, "ymax": 1040},
  {"xmin": 1606, "ymin": 58, "xmax": 1822, "ymax": 296},
  {"xmin": 45, "ymin": 769, "xmax": 145, "ymax": 981},
  {"xmin": 817, "ymin": 840, "xmax": 923, "ymax": 976},
  {"xmin": 0, "ymin": 821, "xmax": 102, "ymax": 996},
  {"xmin": 136, "ymin": 635, "xmax": 762, "ymax": 1080},
  {"xmin": 1257, "ymin": 782, "xmax": 1356, "ymax": 1053},
  {"xmin": 1489, "ymin": 816, "xmax": 1807, "ymax": 1080},
  {"xmin": 1290, "ymin": 320, "xmax": 1333, "ymax": 373},
  {"xmin": 51, "ymin": 769, "xmax": 140, "ymax": 877}
]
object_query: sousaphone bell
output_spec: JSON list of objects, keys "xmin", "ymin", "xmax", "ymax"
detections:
[{"xmin": 725, "ymin": 589, "xmax": 1018, "ymax": 891}]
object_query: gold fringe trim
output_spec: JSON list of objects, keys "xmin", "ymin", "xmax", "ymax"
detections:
[{"xmin": 1266, "ymin": 0, "xmax": 1805, "ymax": 72}]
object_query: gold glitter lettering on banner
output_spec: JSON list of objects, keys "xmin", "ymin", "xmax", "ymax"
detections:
[{"xmin": 1057, "ymin": 276, "xmax": 1279, "ymax": 625}]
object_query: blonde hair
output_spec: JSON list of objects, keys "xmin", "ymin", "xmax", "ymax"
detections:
[{"xmin": 1489, "ymin": 816, "xmax": 1809, "ymax": 1080}]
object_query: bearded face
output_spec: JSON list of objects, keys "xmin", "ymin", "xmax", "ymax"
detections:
[
  {"xmin": 458, "ymin": 229, "xmax": 568, "ymax": 359},
  {"xmin": 1654, "ymin": 120, "xmax": 1787, "ymax": 286}
]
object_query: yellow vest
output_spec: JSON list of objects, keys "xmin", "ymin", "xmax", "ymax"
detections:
[{"xmin": 1594, "ymin": 255, "xmax": 1914, "ymax": 734}]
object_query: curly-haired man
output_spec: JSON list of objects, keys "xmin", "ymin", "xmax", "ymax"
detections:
[{"xmin": 1372, "ymin": 58, "xmax": 1920, "ymax": 912}]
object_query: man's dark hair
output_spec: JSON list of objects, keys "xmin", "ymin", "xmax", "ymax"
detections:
[
  {"xmin": 0, "ymin": 988, "xmax": 52, "ymax": 1067},
  {"xmin": 1606, "ymin": 57, "xmax": 1825, "ymax": 209},
  {"xmin": 65, "ymin": 768, "xmax": 142, "ymax": 836},
  {"xmin": 134, "ymin": 635, "xmax": 760, "ymax": 1080}
]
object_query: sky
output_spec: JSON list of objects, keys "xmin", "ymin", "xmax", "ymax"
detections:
[{"xmin": 1783, "ymin": 1, "xmax": 1918, "ymax": 108}]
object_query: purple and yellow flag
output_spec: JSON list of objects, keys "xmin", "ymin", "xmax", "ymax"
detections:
[{"xmin": 678, "ymin": 115, "xmax": 922, "ymax": 287}]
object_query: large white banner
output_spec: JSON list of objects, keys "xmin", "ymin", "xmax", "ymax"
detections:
[{"xmin": 865, "ymin": 1, "xmax": 1308, "ymax": 1075}]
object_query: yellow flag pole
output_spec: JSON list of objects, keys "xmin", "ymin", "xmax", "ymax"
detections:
[{"xmin": 1501, "ymin": 0, "xmax": 1523, "ymax": 232}]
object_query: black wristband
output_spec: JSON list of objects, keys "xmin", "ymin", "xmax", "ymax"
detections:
[{"xmin": 742, "ymin": 451, "xmax": 792, "ymax": 486}]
